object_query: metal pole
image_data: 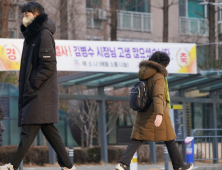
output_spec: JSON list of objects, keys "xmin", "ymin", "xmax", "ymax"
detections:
[
  {"xmin": 48, "ymin": 144, "xmax": 56, "ymax": 164},
  {"xmin": 69, "ymin": 146, "xmax": 74, "ymax": 165},
  {"xmin": 182, "ymin": 142, "xmax": 186, "ymax": 163},
  {"xmin": 149, "ymin": 141, "xmax": 156, "ymax": 164},
  {"xmin": 210, "ymin": 92, "xmax": 219, "ymax": 164},
  {"xmin": 19, "ymin": 160, "xmax": 23, "ymax": 170},
  {"xmin": 164, "ymin": 145, "xmax": 169, "ymax": 170},
  {"xmin": 179, "ymin": 90, "xmax": 187, "ymax": 163},
  {"xmin": 98, "ymin": 86, "xmax": 108, "ymax": 164}
]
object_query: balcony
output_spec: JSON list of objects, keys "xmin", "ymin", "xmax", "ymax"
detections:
[
  {"xmin": 117, "ymin": 11, "xmax": 152, "ymax": 32},
  {"xmin": 86, "ymin": 8, "xmax": 152, "ymax": 32},
  {"xmin": 180, "ymin": 17, "xmax": 209, "ymax": 36}
]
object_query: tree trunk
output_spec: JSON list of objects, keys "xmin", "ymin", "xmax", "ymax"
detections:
[
  {"xmin": 0, "ymin": 0, "xmax": 10, "ymax": 38},
  {"xmin": 208, "ymin": 0, "xmax": 216, "ymax": 69},
  {"xmin": 163, "ymin": 0, "xmax": 169, "ymax": 42},
  {"xmin": 60, "ymin": 0, "xmax": 68, "ymax": 39},
  {"xmin": 81, "ymin": 127, "xmax": 84, "ymax": 148},
  {"xmin": 96, "ymin": 131, "xmax": 101, "ymax": 146},
  {"xmin": 85, "ymin": 128, "xmax": 89, "ymax": 148},
  {"xmin": 89, "ymin": 126, "xmax": 93, "ymax": 147},
  {"xmin": 110, "ymin": 0, "xmax": 117, "ymax": 41}
]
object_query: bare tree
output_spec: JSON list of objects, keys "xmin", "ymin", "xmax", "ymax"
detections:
[
  {"xmin": 60, "ymin": 0, "xmax": 68, "ymax": 39},
  {"xmin": 93, "ymin": 88, "xmax": 136, "ymax": 146},
  {"xmin": 163, "ymin": 0, "xmax": 169, "ymax": 42},
  {"xmin": 110, "ymin": 0, "xmax": 117, "ymax": 41},
  {"xmin": 69, "ymin": 99, "xmax": 99, "ymax": 148},
  {"xmin": 0, "ymin": 0, "xmax": 10, "ymax": 38},
  {"xmin": 152, "ymin": 0, "xmax": 178, "ymax": 42},
  {"xmin": 197, "ymin": 1, "xmax": 222, "ymax": 70},
  {"xmin": 207, "ymin": 0, "xmax": 216, "ymax": 68}
]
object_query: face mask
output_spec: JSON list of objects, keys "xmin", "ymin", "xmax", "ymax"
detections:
[{"xmin": 22, "ymin": 16, "xmax": 35, "ymax": 27}]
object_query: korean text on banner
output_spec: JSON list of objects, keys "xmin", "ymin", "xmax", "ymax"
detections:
[{"xmin": 0, "ymin": 39, "xmax": 197, "ymax": 74}]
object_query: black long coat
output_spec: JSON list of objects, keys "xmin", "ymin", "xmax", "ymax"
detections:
[
  {"xmin": 0, "ymin": 104, "xmax": 4, "ymax": 146},
  {"xmin": 18, "ymin": 13, "xmax": 58, "ymax": 127}
]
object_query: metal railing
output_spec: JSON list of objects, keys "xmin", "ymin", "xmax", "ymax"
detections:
[
  {"xmin": 219, "ymin": 22, "xmax": 222, "ymax": 34},
  {"xmin": 86, "ymin": 8, "xmax": 152, "ymax": 32},
  {"xmin": 191, "ymin": 129, "xmax": 222, "ymax": 163},
  {"xmin": 117, "ymin": 10, "xmax": 152, "ymax": 32},
  {"xmin": 180, "ymin": 17, "xmax": 209, "ymax": 37}
]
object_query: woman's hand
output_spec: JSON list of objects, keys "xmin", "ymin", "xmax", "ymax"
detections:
[{"xmin": 154, "ymin": 114, "xmax": 163, "ymax": 127}]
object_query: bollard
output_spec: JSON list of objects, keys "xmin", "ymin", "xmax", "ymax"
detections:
[
  {"xmin": 69, "ymin": 146, "xmax": 74, "ymax": 165},
  {"xmin": 149, "ymin": 141, "xmax": 156, "ymax": 164},
  {"xmin": 49, "ymin": 144, "xmax": 56, "ymax": 164},
  {"xmin": 130, "ymin": 152, "xmax": 138, "ymax": 170},
  {"xmin": 19, "ymin": 160, "xmax": 23, "ymax": 170},
  {"xmin": 185, "ymin": 137, "xmax": 194, "ymax": 164},
  {"xmin": 164, "ymin": 145, "xmax": 169, "ymax": 170}
]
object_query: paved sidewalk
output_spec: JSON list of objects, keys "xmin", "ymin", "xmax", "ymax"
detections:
[{"xmin": 23, "ymin": 164, "xmax": 222, "ymax": 170}]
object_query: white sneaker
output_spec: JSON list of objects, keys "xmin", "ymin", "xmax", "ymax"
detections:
[
  {"xmin": 115, "ymin": 163, "xmax": 129, "ymax": 170},
  {"xmin": 0, "ymin": 164, "xmax": 14, "ymax": 170},
  {"xmin": 176, "ymin": 163, "xmax": 194, "ymax": 170},
  {"xmin": 61, "ymin": 166, "xmax": 76, "ymax": 170}
]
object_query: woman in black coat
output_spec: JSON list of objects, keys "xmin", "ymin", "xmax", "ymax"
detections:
[
  {"xmin": 0, "ymin": 103, "xmax": 5, "ymax": 146},
  {"xmin": 0, "ymin": 2, "xmax": 75, "ymax": 170}
]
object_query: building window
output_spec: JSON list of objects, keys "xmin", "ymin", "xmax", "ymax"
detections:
[
  {"xmin": 86, "ymin": 0, "xmax": 151, "ymax": 32},
  {"xmin": 86, "ymin": 8, "xmax": 103, "ymax": 29},
  {"xmin": 179, "ymin": 0, "xmax": 208, "ymax": 36},
  {"xmin": 86, "ymin": 0, "xmax": 101, "ymax": 8},
  {"xmin": 179, "ymin": 0, "xmax": 207, "ymax": 18},
  {"xmin": 117, "ymin": 0, "xmax": 151, "ymax": 32},
  {"xmin": 118, "ymin": 0, "xmax": 149, "ymax": 13}
]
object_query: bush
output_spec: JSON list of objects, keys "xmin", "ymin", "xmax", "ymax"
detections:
[
  {"xmin": 0, "ymin": 144, "xmax": 165, "ymax": 166},
  {"xmin": 137, "ymin": 144, "xmax": 164, "ymax": 163},
  {"xmin": 87, "ymin": 147, "xmax": 101, "ymax": 163},
  {"xmin": 108, "ymin": 146, "xmax": 125, "ymax": 163},
  {"xmin": 73, "ymin": 149, "xmax": 88, "ymax": 164},
  {"xmin": 0, "ymin": 146, "xmax": 49, "ymax": 166}
]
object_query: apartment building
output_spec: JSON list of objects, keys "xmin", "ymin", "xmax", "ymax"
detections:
[{"xmin": 7, "ymin": 0, "xmax": 214, "ymax": 44}]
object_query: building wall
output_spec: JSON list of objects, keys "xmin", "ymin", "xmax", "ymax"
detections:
[{"xmin": 7, "ymin": 0, "xmax": 212, "ymax": 44}]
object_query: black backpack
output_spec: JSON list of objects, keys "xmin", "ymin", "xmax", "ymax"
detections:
[{"xmin": 129, "ymin": 80, "xmax": 153, "ymax": 112}]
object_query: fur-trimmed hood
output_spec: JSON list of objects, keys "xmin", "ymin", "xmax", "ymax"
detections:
[
  {"xmin": 138, "ymin": 60, "xmax": 168, "ymax": 80},
  {"xmin": 21, "ymin": 12, "xmax": 56, "ymax": 37}
]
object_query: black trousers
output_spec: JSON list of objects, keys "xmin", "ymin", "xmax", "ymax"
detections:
[
  {"xmin": 10, "ymin": 124, "xmax": 73, "ymax": 170},
  {"xmin": 119, "ymin": 139, "xmax": 184, "ymax": 170}
]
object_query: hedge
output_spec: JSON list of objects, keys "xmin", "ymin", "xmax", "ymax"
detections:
[
  {"xmin": 0, "ymin": 146, "xmax": 49, "ymax": 166},
  {"xmin": 0, "ymin": 145, "xmax": 164, "ymax": 166}
]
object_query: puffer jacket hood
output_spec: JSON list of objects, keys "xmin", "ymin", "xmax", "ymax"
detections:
[
  {"xmin": 138, "ymin": 60, "xmax": 168, "ymax": 80},
  {"xmin": 21, "ymin": 12, "xmax": 56, "ymax": 37}
]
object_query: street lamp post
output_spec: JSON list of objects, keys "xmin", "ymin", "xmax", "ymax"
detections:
[
  {"xmin": 199, "ymin": 2, "xmax": 222, "ymax": 9},
  {"xmin": 199, "ymin": 1, "xmax": 222, "ymax": 61}
]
